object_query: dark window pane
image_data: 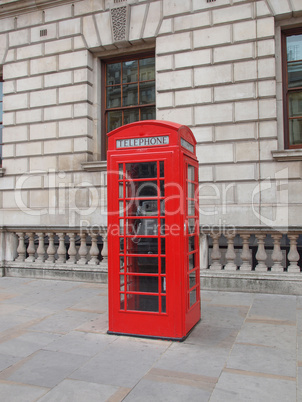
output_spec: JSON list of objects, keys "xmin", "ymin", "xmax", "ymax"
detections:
[
  {"xmin": 107, "ymin": 110, "xmax": 122, "ymax": 132},
  {"xmin": 127, "ymin": 275, "xmax": 158, "ymax": 293},
  {"xmin": 161, "ymin": 296, "xmax": 166, "ymax": 313},
  {"xmin": 289, "ymin": 119, "xmax": 302, "ymax": 145},
  {"xmin": 106, "ymin": 86, "xmax": 121, "ymax": 108},
  {"xmin": 188, "ymin": 165, "xmax": 195, "ymax": 181},
  {"xmin": 141, "ymin": 106, "xmax": 156, "ymax": 121},
  {"xmin": 127, "ymin": 294, "xmax": 158, "ymax": 312},
  {"xmin": 288, "ymin": 92, "xmax": 302, "ymax": 118},
  {"xmin": 127, "ymin": 237, "xmax": 158, "ymax": 255},
  {"xmin": 139, "ymin": 81, "xmax": 155, "ymax": 105},
  {"xmin": 139, "ymin": 57, "xmax": 155, "ymax": 81},
  {"xmin": 288, "ymin": 61, "xmax": 302, "ymax": 88},
  {"xmin": 120, "ymin": 239, "xmax": 124, "ymax": 253},
  {"xmin": 123, "ymin": 60, "xmax": 138, "ymax": 83},
  {"xmin": 126, "ymin": 256, "xmax": 158, "ymax": 273},
  {"xmin": 161, "ymin": 257, "xmax": 166, "ymax": 274},
  {"xmin": 107, "ymin": 62, "xmax": 121, "ymax": 85},
  {"xmin": 190, "ymin": 289, "xmax": 197, "ymax": 307},
  {"xmin": 189, "ymin": 253, "xmax": 195, "ymax": 270},
  {"xmin": 124, "ymin": 108, "xmax": 139, "ymax": 124},
  {"xmin": 122, "ymin": 83, "xmax": 138, "ymax": 106},
  {"xmin": 189, "ymin": 236, "xmax": 196, "ymax": 252},
  {"xmin": 189, "ymin": 270, "xmax": 197, "ymax": 288},
  {"xmin": 126, "ymin": 161, "xmax": 158, "ymax": 178},
  {"xmin": 287, "ymin": 34, "xmax": 302, "ymax": 62}
]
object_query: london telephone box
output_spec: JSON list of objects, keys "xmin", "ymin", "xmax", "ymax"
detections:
[{"xmin": 107, "ymin": 120, "xmax": 200, "ymax": 341}]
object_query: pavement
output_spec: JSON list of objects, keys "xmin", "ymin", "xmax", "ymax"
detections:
[{"xmin": 0, "ymin": 277, "xmax": 301, "ymax": 402}]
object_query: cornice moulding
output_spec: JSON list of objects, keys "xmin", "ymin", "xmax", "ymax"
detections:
[{"xmin": 0, "ymin": 0, "xmax": 78, "ymax": 17}]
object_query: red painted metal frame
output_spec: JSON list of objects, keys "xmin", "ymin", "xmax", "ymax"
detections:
[{"xmin": 107, "ymin": 120, "xmax": 200, "ymax": 341}]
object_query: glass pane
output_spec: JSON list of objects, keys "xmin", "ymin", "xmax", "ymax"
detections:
[
  {"xmin": 119, "ymin": 182, "xmax": 123, "ymax": 198},
  {"xmin": 119, "ymin": 201, "xmax": 124, "ymax": 217},
  {"xmin": 188, "ymin": 200, "xmax": 195, "ymax": 216},
  {"xmin": 127, "ymin": 237, "xmax": 158, "ymax": 255},
  {"xmin": 137, "ymin": 200, "xmax": 159, "ymax": 215},
  {"xmin": 0, "ymin": 81, "xmax": 3, "ymax": 98},
  {"xmin": 189, "ymin": 236, "xmax": 196, "ymax": 252},
  {"xmin": 188, "ymin": 182, "xmax": 195, "ymax": 199},
  {"xmin": 123, "ymin": 60, "xmax": 138, "ymax": 83},
  {"xmin": 161, "ymin": 277, "xmax": 166, "ymax": 293},
  {"xmin": 188, "ymin": 218, "xmax": 196, "ymax": 234},
  {"xmin": 288, "ymin": 92, "xmax": 302, "ymax": 118},
  {"xmin": 287, "ymin": 34, "xmax": 302, "ymax": 62},
  {"xmin": 107, "ymin": 62, "xmax": 121, "ymax": 85},
  {"xmin": 122, "ymin": 84, "xmax": 138, "ymax": 106},
  {"xmin": 190, "ymin": 289, "xmax": 197, "ymax": 307},
  {"xmin": 107, "ymin": 110, "xmax": 122, "ymax": 132},
  {"xmin": 161, "ymin": 296, "xmax": 166, "ymax": 313},
  {"xmin": 134, "ymin": 181, "xmax": 158, "ymax": 198},
  {"xmin": 124, "ymin": 108, "xmax": 139, "ymax": 125},
  {"xmin": 119, "ymin": 164, "xmax": 123, "ymax": 179},
  {"xmin": 120, "ymin": 238, "xmax": 124, "ymax": 253},
  {"xmin": 139, "ymin": 81, "xmax": 155, "ymax": 105},
  {"xmin": 127, "ymin": 275, "xmax": 158, "ymax": 293},
  {"xmin": 288, "ymin": 61, "xmax": 302, "ymax": 88},
  {"xmin": 189, "ymin": 270, "xmax": 197, "ymax": 288},
  {"xmin": 120, "ymin": 293, "xmax": 125, "ymax": 309},
  {"xmin": 160, "ymin": 219, "xmax": 165, "ymax": 234},
  {"xmin": 188, "ymin": 166, "xmax": 195, "ymax": 181},
  {"xmin": 139, "ymin": 57, "xmax": 155, "ymax": 81},
  {"xmin": 106, "ymin": 86, "xmax": 121, "ymax": 108},
  {"xmin": 289, "ymin": 119, "xmax": 302, "ymax": 145},
  {"xmin": 189, "ymin": 253, "xmax": 195, "ymax": 270},
  {"xmin": 126, "ymin": 162, "xmax": 158, "ymax": 178},
  {"xmin": 127, "ymin": 294, "xmax": 158, "ymax": 312},
  {"xmin": 131, "ymin": 218, "xmax": 158, "ymax": 236},
  {"xmin": 141, "ymin": 106, "xmax": 156, "ymax": 121},
  {"xmin": 161, "ymin": 238, "xmax": 165, "ymax": 254},
  {"xmin": 126, "ymin": 256, "xmax": 158, "ymax": 273},
  {"xmin": 160, "ymin": 181, "xmax": 165, "ymax": 197},
  {"xmin": 160, "ymin": 161, "xmax": 164, "ymax": 177},
  {"xmin": 119, "ymin": 219, "xmax": 124, "ymax": 235},
  {"xmin": 120, "ymin": 274, "xmax": 125, "ymax": 290},
  {"xmin": 161, "ymin": 257, "xmax": 166, "ymax": 274}
]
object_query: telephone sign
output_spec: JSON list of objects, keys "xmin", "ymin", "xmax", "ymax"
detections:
[{"xmin": 107, "ymin": 120, "xmax": 200, "ymax": 341}]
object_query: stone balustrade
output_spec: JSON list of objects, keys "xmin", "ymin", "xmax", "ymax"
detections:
[
  {"xmin": 1, "ymin": 226, "xmax": 302, "ymax": 292},
  {"xmin": 201, "ymin": 229, "xmax": 301, "ymax": 273},
  {"xmin": 0, "ymin": 227, "xmax": 108, "ymax": 282}
]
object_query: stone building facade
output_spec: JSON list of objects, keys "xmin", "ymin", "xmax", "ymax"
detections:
[{"xmin": 0, "ymin": 0, "xmax": 301, "ymax": 293}]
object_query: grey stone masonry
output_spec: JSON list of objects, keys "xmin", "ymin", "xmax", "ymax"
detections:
[{"xmin": 0, "ymin": 0, "xmax": 301, "ymax": 232}]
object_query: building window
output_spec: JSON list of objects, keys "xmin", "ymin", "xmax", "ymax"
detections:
[
  {"xmin": 103, "ymin": 53, "xmax": 155, "ymax": 155},
  {"xmin": 0, "ymin": 77, "xmax": 3, "ymax": 166},
  {"xmin": 282, "ymin": 28, "xmax": 302, "ymax": 149}
]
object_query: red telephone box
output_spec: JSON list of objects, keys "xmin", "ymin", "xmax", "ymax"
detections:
[{"xmin": 107, "ymin": 120, "xmax": 200, "ymax": 341}]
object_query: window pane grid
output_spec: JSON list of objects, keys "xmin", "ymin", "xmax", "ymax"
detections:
[{"xmin": 105, "ymin": 55, "xmax": 155, "ymax": 135}]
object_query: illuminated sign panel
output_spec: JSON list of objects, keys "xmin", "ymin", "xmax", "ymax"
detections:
[{"xmin": 116, "ymin": 136, "xmax": 169, "ymax": 148}]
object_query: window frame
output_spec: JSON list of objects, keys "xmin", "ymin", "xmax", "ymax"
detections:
[
  {"xmin": 282, "ymin": 27, "xmax": 302, "ymax": 149},
  {"xmin": 101, "ymin": 51, "xmax": 156, "ymax": 159}
]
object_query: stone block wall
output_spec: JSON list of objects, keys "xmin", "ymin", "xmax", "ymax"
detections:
[{"xmin": 0, "ymin": 0, "xmax": 301, "ymax": 230}]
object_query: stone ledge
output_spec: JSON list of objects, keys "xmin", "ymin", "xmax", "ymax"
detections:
[
  {"xmin": 272, "ymin": 149, "xmax": 302, "ymax": 161},
  {"xmin": 200, "ymin": 271, "xmax": 302, "ymax": 295},
  {"xmin": 81, "ymin": 160, "xmax": 107, "ymax": 171}
]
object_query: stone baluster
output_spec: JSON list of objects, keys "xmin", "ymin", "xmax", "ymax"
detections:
[
  {"xmin": 255, "ymin": 234, "xmax": 268, "ymax": 272},
  {"xmin": 25, "ymin": 232, "xmax": 36, "ymax": 263},
  {"xmin": 239, "ymin": 234, "xmax": 252, "ymax": 271},
  {"xmin": 101, "ymin": 235, "xmax": 108, "ymax": 262},
  {"xmin": 78, "ymin": 232, "xmax": 88, "ymax": 265},
  {"xmin": 88, "ymin": 233, "xmax": 100, "ymax": 265},
  {"xmin": 224, "ymin": 233, "xmax": 237, "ymax": 271},
  {"xmin": 56, "ymin": 233, "xmax": 66, "ymax": 263},
  {"xmin": 46, "ymin": 233, "xmax": 56, "ymax": 263},
  {"xmin": 287, "ymin": 234, "xmax": 300, "ymax": 273},
  {"xmin": 209, "ymin": 233, "xmax": 222, "ymax": 270},
  {"xmin": 67, "ymin": 233, "xmax": 77, "ymax": 264},
  {"xmin": 36, "ymin": 232, "xmax": 46, "ymax": 262},
  {"xmin": 16, "ymin": 232, "xmax": 26, "ymax": 262},
  {"xmin": 271, "ymin": 234, "xmax": 284, "ymax": 272}
]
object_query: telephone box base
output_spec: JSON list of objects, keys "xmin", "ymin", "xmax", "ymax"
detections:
[{"xmin": 107, "ymin": 319, "xmax": 201, "ymax": 342}]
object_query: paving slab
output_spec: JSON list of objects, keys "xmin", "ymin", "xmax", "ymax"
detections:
[{"xmin": 0, "ymin": 277, "xmax": 300, "ymax": 401}]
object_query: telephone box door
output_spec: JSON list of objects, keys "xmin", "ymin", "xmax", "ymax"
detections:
[{"xmin": 108, "ymin": 152, "xmax": 183, "ymax": 339}]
